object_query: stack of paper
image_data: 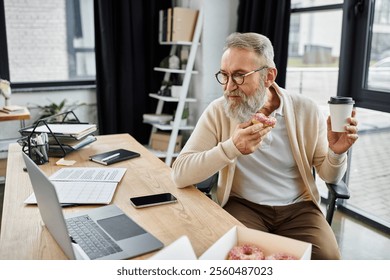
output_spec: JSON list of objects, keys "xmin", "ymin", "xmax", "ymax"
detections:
[
  {"xmin": 143, "ymin": 114, "xmax": 172, "ymax": 124},
  {"xmin": 22, "ymin": 123, "xmax": 97, "ymax": 140},
  {"xmin": 48, "ymin": 134, "xmax": 97, "ymax": 156},
  {"xmin": 0, "ymin": 105, "xmax": 25, "ymax": 113}
]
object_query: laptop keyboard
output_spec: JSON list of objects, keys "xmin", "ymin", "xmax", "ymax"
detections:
[{"xmin": 66, "ymin": 215, "xmax": 123, "ymax": 260}]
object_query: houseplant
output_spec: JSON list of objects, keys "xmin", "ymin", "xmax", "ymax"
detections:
[{"xmin": 31, "ymin": 99, "xmax": 85, "ymax": 123}]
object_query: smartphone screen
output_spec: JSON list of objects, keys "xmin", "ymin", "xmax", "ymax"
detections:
[{"xmin": 130, "ymin": 193, "xmax": 177, "ymax": 208}]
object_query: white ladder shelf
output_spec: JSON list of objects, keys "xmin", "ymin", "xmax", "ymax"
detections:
[{"xmin": 147, "ymin": 8, "xmax": 203, "ymax": 166}]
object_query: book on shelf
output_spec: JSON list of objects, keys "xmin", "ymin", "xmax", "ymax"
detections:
[
  {"xmin": 159, "ymin": 9, "xmax": 164, "ymax": 42},
  {"xmin": 159, "ymin": 9, "xmax": 168, "ymax": 42},
  {"xmin": 167, "ymin": 7, "xmax": 173, "ymax": 42},
  {"xmin": 158, "ymin": 7, "xmax": 198, "ymax": 43},
  {"xmin": 171, "ymin": 7, "xmax": 198, "ymax": 42}
]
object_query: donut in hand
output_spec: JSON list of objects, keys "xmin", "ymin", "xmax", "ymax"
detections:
[{"xmin": 251, "ymin": 112, "xmax": 277, "ymax": 127}]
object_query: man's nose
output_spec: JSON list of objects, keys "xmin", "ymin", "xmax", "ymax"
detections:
[{"xmin": 225, "ymin": 77, "xmax": 238, "ymax": 91}]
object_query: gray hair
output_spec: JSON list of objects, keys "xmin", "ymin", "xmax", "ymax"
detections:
[{"xmin": 223, "ymin": 32, "xmax": 276, "ymax": 68}]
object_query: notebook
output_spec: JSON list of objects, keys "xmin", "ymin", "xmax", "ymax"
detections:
[
  {"xmin": 89, "ymin": 149, "xmax": 140, "ymax": 165},
  {"xmin": 22, "ymin": 152, "xmax": 164, "ymax": 260}
]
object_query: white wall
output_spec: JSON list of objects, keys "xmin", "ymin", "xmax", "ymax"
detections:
[{"xmin": 180, "ymin": 0, "xmax": 239, "ymax": 122}]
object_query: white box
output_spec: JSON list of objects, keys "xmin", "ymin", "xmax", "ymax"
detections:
[
  {"xmin": 171, "ymin": 85, "xmax": 182, "ymax": 98},
  {"xmin": 150, "ymin": 226, "xmax": 312, "ymax": 260},
  {"xmin": 199, "ymin": 226, "xmax": 312, "ymax": 260},
  {"xmin": 150, "ymin": 132, "xmax": 182, "ymax": 152},
  {"xmin": 149, "ymin": 236, "xmax": 197, "ymax": 260}
]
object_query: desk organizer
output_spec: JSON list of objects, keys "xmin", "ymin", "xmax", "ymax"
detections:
[{"xmin": 18, "ymin": 111, "xmax": 97, "ymax": 163}]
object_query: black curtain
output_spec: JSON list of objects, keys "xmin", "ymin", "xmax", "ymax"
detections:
[
  {"xmin": 94, "ymin": 0, "xmax": 171, "ymax": 143},
  {"xmin": 237, "ymin": 0, "xmax": 291, "ymax": 87},
  {"xmin": 0, "ymin": 0, "xmax": 9, "ymax": 80}
]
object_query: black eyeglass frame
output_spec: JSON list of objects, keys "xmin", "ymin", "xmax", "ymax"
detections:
[{"xmin": 215, "ymin": 66, "xmax": 269, "ymax": 85}]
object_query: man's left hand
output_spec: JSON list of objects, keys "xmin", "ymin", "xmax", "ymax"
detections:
[{"xmin": 327, "ymin": 109, "xmax": 358, "ymax": 154}]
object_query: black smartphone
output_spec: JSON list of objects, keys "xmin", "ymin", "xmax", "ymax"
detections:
[{"xmin": 130, "ymin": 193, "xmax": 177, "ymax": 208}]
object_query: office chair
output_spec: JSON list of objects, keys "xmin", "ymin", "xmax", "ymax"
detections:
[
  {"xmin": 323, "ymin": 177, "xmax": 350, "ymax": 224},
  {"xmin": 317, "ymin": 149, "xmax": 352, "ymax": 225},
  {"xmin": 196, "ymin": 153, "xmax": 351, "ymax": 226},
  {"xmin": 195, "ymin": 173, "xmax": 218, "ymax": 199}
]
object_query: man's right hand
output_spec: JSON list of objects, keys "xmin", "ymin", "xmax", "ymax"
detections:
[{"xmin": 232, "ymin": 120, "xmax": 273, "ymax": 155}]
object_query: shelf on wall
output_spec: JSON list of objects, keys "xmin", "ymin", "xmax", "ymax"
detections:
[
  {"xmin": 153, "ymin": 67, "xmax": 199, "ymax": 74},
  {"xmin": 144, "ymin": 122, "xmax": 194, "ymax": 131},
  {"xmin": 144, "ymin": 145, "xmax": 180, "ymax": 159},
  {"xmin": 149, "ymin": 93, "xmax": 197, "ymax": 102}
]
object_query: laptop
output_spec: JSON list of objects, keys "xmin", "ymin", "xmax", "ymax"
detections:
[{"xmin": 22, "ymin": 152, "xmax": 164, "ymax": 260}]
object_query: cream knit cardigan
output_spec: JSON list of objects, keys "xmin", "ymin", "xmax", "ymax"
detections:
[{"xmin": 172, "ymin": 84, "xmax": 347, "ymax": 208}]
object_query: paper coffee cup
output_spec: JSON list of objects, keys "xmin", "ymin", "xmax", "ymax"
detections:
[{"xmin": 328, "ymin": 97, "xmax": 355, "ymax": 132}]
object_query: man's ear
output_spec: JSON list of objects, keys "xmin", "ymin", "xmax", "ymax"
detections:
[{"xmin": 264, "ymin": 67, "xmax": 277, "ymax": 87}]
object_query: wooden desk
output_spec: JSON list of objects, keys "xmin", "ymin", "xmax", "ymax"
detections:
[
  {"xmin": 0, "ymin": 107, "xmax": 30, "ymax": 127},
  {"xmin": 0, "ymin": 133, "xmax": 242, "ymax": 259}
]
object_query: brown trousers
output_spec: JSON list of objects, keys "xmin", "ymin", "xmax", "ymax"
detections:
[{"xmin": 223, "ymin": 196, "xmax": 341, "ymax": 260}]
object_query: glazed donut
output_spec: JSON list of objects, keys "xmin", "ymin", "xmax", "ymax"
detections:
[
  {"xmin": 251, "ymin": 112, "xmax": 277, "ymax": 127},
  {"xmin": 265, "ymin": 253, "xmax": 298, "ymax": 260},
  {"xmin": 227, "ymin": 244, "xmax": 265, "ymax": 260}
]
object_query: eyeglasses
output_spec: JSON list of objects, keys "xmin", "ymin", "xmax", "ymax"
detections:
[{"xmin": 215, "ymin": 66, "xmax": 269, "ymax": 85}]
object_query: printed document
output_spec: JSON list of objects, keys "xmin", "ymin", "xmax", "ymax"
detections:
[
  {"xmin": 25, "ymin": 167, "xmax": 126, "ymax": 204},
  {"xmin": 49, "ymin": 167, "xmax": 126, "ymax": 182}
]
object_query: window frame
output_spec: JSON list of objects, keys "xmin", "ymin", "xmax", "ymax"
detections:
[
  {"xmin": 338, "ymin": 0, "xmax": 390, "ymax": 113},
  {"xmin": 0, "ymin": 0, "xmax": 96, "ymax": 92},
  {"xmin": 291, "ymin": 0, "xmax": 390, "ymax": 113},
  {"xmin": 291, "ymin": 0, "xmax": 390, "ymax": 231}
]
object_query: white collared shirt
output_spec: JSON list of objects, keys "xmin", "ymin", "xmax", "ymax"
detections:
[{"xmin": 231, "ymin": 98, "xmax": 309, "ymax": 205}]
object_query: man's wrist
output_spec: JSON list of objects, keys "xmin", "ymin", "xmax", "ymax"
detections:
[{"xmin": 328, "ymin": 148, "xmax": 346, "ymax": 165}]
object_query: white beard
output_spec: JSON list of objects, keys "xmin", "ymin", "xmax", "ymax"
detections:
[{"xmin": 223, "ymin": 83, "xmax": 268, "ymax": 123}]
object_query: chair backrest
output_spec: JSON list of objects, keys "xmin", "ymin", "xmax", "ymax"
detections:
[
  {"xmin": 313, "ymin": 149, "xmax": 352, "ymax": 224},
  {"xmin": 196, "ymin": 173, "xmax": 218, "ymax": 198}
]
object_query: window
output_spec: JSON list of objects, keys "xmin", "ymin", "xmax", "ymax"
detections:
[
  {"xmin": 286, "ymin": 2, "xmax": 343, "ymax": 107},
  {"xmin": 0, "ymin": 0, "xmax": 95, "ymax": 89},
  {"xmin": 339, "ymin": 0, "xmax": 390, "ymax": 230},
  {"xmin": 340, "ymin": 0, "xmax": 390, "ymax": 112},
  {"xmin": 288, "ymin": 0, "xmax": 390, "ymax": 230},
  {"xmin": 366, "ymin": 1, "xmax": 390, "ymax": 93}
]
